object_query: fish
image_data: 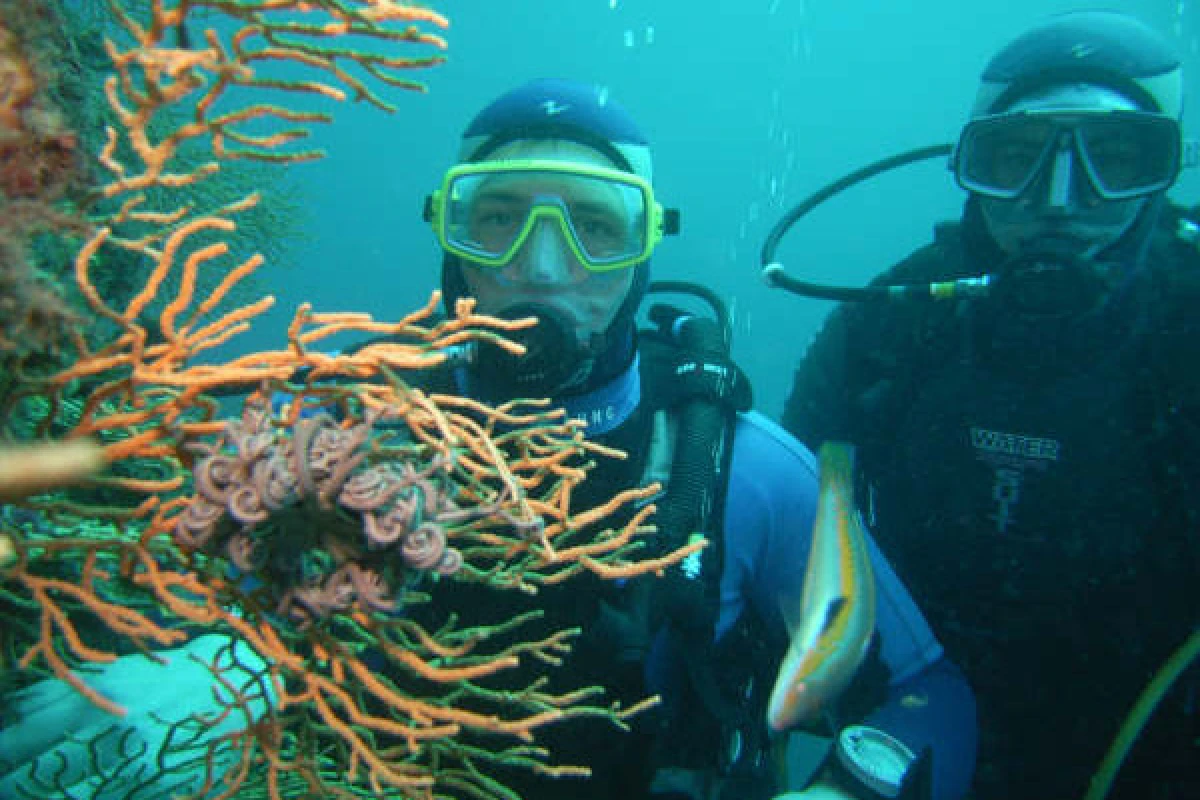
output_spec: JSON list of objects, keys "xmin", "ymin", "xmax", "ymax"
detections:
[{"xmin": 766, "ymin": 441, "xmax": 877, "ymax": 733}]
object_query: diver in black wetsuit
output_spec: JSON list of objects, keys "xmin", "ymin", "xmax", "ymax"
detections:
[{"xmin": 783, "ymin": 11, "xmax": 1200, "ymax": 800}]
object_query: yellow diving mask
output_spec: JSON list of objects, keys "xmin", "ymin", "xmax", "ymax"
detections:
[{"xmin": 425, "ymin": 159, "xmax": 678, "ymax": 272}]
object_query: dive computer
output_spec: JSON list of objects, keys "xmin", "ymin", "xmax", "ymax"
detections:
[{"xmin": 829, "ymin": 725, "xmax": 917, "ymax": 800}]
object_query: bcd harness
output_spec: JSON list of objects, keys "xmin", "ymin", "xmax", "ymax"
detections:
[{"xmin": 623, "ymin": 287, "xmax": 801, "ymax": 799}]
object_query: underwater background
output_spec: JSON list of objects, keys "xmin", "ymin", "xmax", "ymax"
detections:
[
  {"xmin": 0, "ymin": 4, "xmax": 1194, "ymax": 798},
  {"xmin": 225, "ymin": 0, "xmax": 1200, "ymax": 418}
]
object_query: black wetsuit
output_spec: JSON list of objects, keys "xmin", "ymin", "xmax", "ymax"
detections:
[{"xmin": 783, "ymin": 214, "xmax": 1200, "ymax": 800}]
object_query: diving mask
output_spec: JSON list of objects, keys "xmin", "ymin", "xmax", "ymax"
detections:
[
  {"xmin": 954, "ymin": 110, "xmax": 1182, "ymax": 202},
  {"xmin": 426, "ymin": 160, "xmax": 677, "ymax": 272}
]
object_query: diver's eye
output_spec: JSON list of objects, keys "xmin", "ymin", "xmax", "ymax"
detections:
[
  {"xmin": 468, "ymin": 202, "xmax": 526, "ymax": 251},
  {"xmin": 989, "ymin": 142, "xmax": 1045, "ymax": 188},
  {"xmin": 475, "ymin": 209, "xmax": 521, "ymax": 230},
  {"xmin": 1083, "ymin": 133, "xmax": 1143, "ymax": 192},
  {"xmin": 572, "ymin": 212, "xmax": 626, "ymax": 255},
  {"xmin": 576, "ymin": 216, "xmax": 619, "ymax": 238}
]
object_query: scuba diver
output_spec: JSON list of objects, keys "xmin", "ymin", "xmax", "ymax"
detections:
[
  {"xmin": 414, "ymin": 78, "xmax": 976, "ymax": 800},
  {"xmin": 781, "ymin": 11, "xmax": 1200, "ymax": 800}
]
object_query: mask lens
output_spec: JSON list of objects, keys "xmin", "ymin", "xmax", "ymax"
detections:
[
  {"xmin": 565, "ymin": 180, "xmax": 648, "ymax": 267},
  {"xmin": 444, "ymin": 171, "xmax": 527, "ymax": 259},
  {"xmin": 1076, "ymin": 113, "xmax": 1181, "ymax": 198},
  {"xmin": 957, "ymin": 111, "xmax": 1182, "ymax": 201},
  {"xmin": 957, "ymin": 115, "xmax": 1055, "ymax": 198},
  {"xmin": 440, "ymin": 166, "xmax": 651, "ymax": 270}
]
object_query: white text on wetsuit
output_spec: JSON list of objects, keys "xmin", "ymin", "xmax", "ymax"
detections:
[{"xmin": 970, "ymin": 427, "xmax": 1060, "ymax": 461}]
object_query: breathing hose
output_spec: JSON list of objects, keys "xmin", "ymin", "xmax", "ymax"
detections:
[{"xmin": 760, "ymin": 144, "xmax": 993, "ymax": 303}]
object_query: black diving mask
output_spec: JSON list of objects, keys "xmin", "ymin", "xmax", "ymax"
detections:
[{"xmin": 954, "ymin": 110, "xmax": 1182, "ymax": 202}]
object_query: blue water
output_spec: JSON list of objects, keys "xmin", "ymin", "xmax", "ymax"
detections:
[{"xmin": 236, "ymin": 0, "xmax": 1199, "ymax": 417}]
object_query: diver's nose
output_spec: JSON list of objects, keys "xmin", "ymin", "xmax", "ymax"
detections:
[
  {"xmin": 512, "ymin": 219, "xmax": 573, "ymax": 284},
  {"xmin": 1042, "ymin": 144, "xmax": 1075, "ymax": 212}
]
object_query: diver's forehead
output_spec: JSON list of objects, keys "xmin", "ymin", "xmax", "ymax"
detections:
[
  {"xmin": 1007, "ymin": 84, "xmax": 1139, "ymax": 114},
  {"xmin": 482, "ymin": 139, "xmax": 620, "ymax": 169}
]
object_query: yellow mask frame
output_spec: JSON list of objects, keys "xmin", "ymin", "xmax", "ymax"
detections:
[{"xmin": 426, "ymin": 159, "xmax": 673, "ymax": 272}]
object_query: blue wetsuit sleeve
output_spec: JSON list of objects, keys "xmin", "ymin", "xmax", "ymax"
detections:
[
  {"xmin": 865, "ymin": 656, "xmax": 978, "ymax": 800},
  {"xmin": 721, "ymin": 412, "xmax": 977, "ymax": 800}
]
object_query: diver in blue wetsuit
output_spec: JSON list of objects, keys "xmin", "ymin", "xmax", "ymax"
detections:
[
  {"xmin": 783, "ymin": 12, "xmax": 1200, "ymax": 800},
  {"xmin": 414, "ymin": 78, "xmax": 977, "ymax": 800}
]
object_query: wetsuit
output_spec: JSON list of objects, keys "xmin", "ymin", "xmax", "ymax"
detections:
[
  {"xmin": 783, "ymin": 211, "xmax": 1200, "ymax": 800},
  {"xmin": 437, "ymin": 342, "xmax": 978, "ymax": 800}
]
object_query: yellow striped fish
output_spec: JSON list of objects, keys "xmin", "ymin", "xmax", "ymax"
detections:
[{"xmin": 767, "ymin": 441, "xmax": 877, "ymax": 732}]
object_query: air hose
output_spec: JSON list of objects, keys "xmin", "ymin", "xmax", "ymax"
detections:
[{"xmin": 760, "ymin": 143, "xmax": 993, "ymax": 303}]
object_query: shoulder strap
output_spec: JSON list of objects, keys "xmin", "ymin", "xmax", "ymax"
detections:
[
  {"xmin": 638, "ymin": 329, "xmax": 753, "ymax": 416},
  {"xmin": 631, "ymin": 313, "xmax": 787, "ymax": 790},
  {"xmin": 635, "ymin": 318, "xmax": 748, "ymax": 638}
]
